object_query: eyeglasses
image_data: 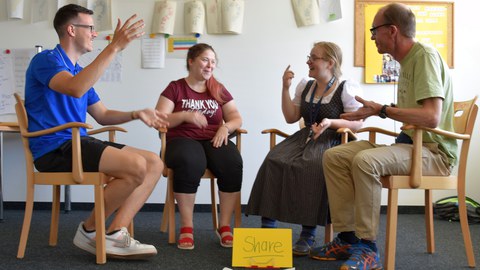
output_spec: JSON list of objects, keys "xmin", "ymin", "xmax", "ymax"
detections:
[
  {"xmin": 370, "ymin": 23, "xmax": 393, "ymax": 36},
  {"xmin": 307, "ymin": 55, "xmax": 327, "ymax": 62},
  {"xmin": 72, "ymin": 24, "xmax": 95, "ymax": 33}
]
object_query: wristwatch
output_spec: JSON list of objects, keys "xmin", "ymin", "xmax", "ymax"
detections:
[{"xmin": 379, "ymin": 104, "xmax": 388, "ymax": 119}]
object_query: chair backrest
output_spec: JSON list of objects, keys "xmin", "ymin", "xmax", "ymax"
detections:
[
  {"xmin": 14, "ymin": 93, "xmax": 36, "ymax": 176},
  {"xmin": 453, "ymin": 96, "xmax": 478, "ymax": 135},
  {"xmin": 453, "ymin": 96, "xmax": 478, "ymax": 179}
]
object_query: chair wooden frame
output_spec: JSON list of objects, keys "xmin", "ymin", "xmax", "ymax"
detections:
[
  {"xmin": 261, "ymin": 126, "xmax": 357, "ymax": 244},
  {"xmin": 159, "ymin": 128, "xmax": 247, "ymax": 244},
  {"xmin": 357, "ymin": 96, "xmax": 478, "ymax": 269},
  {"xmin": 14, "ymin": 93, "xmax": 127, "ymax": 264}
]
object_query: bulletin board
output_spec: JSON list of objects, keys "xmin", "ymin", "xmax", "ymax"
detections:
[{"xmin": 354, "ymin": 0, "xmax": 454, "ymax": 68}]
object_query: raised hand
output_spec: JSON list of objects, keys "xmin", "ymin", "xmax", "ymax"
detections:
[
  {"xmin": 282, "ymin": 65, "xmax": 294, "ymax": 90},
  {"xmin": 109, "ymin": 14, "xmax": 145, "ymax": 52}
]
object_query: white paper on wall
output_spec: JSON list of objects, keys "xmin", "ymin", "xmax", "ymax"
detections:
[
  {"xmin": 151, "ymin": 0, "xmax": 177, "ymax": 35},
  {"xmin": 222, "ymin": 0, "xmax": 244, "ymax": 34},
  {"xmin": 141, "ymin": 36, "xmax": 166, "ymax": 69},
  {"xmin": 184, "ymin": 0, "xmax": 205, "ymax": 35},
  {"xmin": 291, "ymin": 0, "xmax": 320, "ymax": 27},
  {"xmin": 206, "ymin": 0, "xmax": 222, "ymax": 34},
  {"xmin": 87, "ymin": 0, "xmax": 112, "ymax": 32},
  {"xmin": 7, "ymin": 0, "xmax": 24, "ymax": 19},
  {"xmin": 31, "ymin": 0, "xmax": 49, "ymax": 23}
]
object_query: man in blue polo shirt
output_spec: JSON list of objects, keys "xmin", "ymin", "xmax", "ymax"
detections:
[{"xmin": 24, "ymin": 4, "xmax": 168, "ymax": 259}]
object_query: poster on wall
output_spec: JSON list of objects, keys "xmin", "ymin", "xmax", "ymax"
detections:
[{"xmin": 364, "ymin": 3, "xmax": 450, "ymax": 84}]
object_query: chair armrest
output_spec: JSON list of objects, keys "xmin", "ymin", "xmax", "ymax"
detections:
[
  {"xmin": 88, "ymin": 126, "xmax": 128, "ymax": 142},
  {"xmin": 261, "ymin": 128, "xmax": 291, "ymax": 150},
  {"xmin": 356, "ymin": 127, "xmax": 399, "ymax": 144},
  {"xmin": 21, "ymin": 122, "xmax": 93, "ymax": 138},
  {"xmin": 402, "ymin": 124, "xmax": 470, "ymax": 140},
  {"xmin": 337, "ymin": 127, "xmax": 358, "ymax": 144},
  {"xmin": 22, "ymin": 122, "xmax": 91, "ymax": 184}
]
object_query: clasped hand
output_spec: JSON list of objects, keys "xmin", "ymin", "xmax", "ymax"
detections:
[{"xmin": 136, "ymin": 108, "xmax": 169, "ymax": 129}]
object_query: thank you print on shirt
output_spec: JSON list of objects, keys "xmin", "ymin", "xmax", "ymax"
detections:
[{"xmin": 181, "ymin": 98, "xmax": 219, "ymax": 118}]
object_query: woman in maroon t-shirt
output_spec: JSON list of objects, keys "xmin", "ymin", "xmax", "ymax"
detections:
[{"xmin": 155, "ymin": 43, "xmax": 243, "ymax": 250}]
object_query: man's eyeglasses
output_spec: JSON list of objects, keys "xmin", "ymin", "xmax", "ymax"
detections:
[
  {"xmin": 73, "ymin": 24, "xmax": 95, "ymax": 33},
  {"xmin": 307, "ymin": 55, "xmax": 327, "ymax": 62},
  {"xmin": 370, "ymin": 23, "xmax": 393, "ymax": 36}
]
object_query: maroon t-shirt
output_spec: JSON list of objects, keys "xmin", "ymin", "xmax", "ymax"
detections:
[{"xmin": 161, "ymin": 78, "xmax": 233, "ymax": 141}]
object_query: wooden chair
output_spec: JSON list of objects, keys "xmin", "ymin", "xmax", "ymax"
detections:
[
  {"xmin": 159, "ymin": 128, "xmax": 247, "ymax": 244},
  {"xmin": 262, "ymin": 119, "xmax": 357, "ymax": 244},
  {"xmin": 356, "ymin": 96, "xmax": 478, "ymax": 270},
  {"xmin": 14, "ymin": 93, "xmax": 127, "ymax": 264}
]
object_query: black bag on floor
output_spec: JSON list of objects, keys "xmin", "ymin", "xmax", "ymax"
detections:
[{"xmin": 433, "ymin": 196, "xmax": 480, "ymax": 224}]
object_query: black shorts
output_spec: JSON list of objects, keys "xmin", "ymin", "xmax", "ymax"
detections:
[{"xmin": 34, "ymin": 136, "xmax": 125, "ymax": 172}]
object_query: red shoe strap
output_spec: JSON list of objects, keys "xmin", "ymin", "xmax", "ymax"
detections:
[
  {"xmin": 218, "ymin": 226, "xmax": 231, "ymax": 234},
  {"xmin": 180, "ymin": 227, "xmax": 194, "ymax": 234}
]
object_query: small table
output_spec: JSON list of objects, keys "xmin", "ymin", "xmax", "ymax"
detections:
[{"xmin": 0, "ymin": 122, "xmax": 20, "ymax": 221}]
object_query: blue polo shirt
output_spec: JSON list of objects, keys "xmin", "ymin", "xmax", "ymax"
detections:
[{"xmin": 24, "ymin": 44, "xmax": 100, "ymax": 160}]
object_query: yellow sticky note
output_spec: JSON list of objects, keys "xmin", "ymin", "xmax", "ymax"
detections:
[{"xmin": 232, "ymin": 228, "xmax": 292, "ymax": 268}]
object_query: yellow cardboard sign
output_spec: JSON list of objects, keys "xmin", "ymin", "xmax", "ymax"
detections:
[{"xmin": 232, "ymin": 228, "xmax": 292, "ymax": 268}]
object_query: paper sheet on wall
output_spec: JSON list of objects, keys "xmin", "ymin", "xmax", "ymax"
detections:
[
  {"xmin": 184, "ymin": 0, "xmax": 205, "ymax": 35},
  {"xmin": 141, "ymin": 36, "xmax": 166, "ymax": 69},
  {"xmin": 87, "ymin": 0, "xmax": 112, "ymax": 32},
  {"xmin": 151, "ymin": 1, "xmax": 177, "ymax": 35},
  {"xmin": 206, "ymin": 0, "xmax": 222, "ymax": 34},
  {"xmin": 325, "ymin": 0, "xmax": 342, "ymax": 21},
  {"xmin": 78, "ymin": 48, "xmax": 122, "ymax": 82},
  {"xmin": 291, "ymin": 0, "xmax": 320, "ymax": 27},
  {"xmin": 57, "ymin": 0, "xmax": 87, "ymax": 9},
  {"xmin": 7, "ymin": 0, "xmax": 24, "ymax": 19},
  {"xmin": 12, "ymin": 49, "xmax": 36, "ymax": 95},
  {"xmin": 222, "ymin": 0, "xmax": 244, "ymax": 34},
  {"xmin": 31, "ymin": 0, "xmax": 49, "ymax": 23},
  {"xmin": 0, "ymin": 53, "xmax": 16, "ymax": 114},
  {"xmin": 206, "ymin": 0, "xmax": 245, "ymax": 34}
]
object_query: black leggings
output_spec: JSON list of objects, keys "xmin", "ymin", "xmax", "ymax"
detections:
[{"xmin": 165, "ymin": 137, "xmax": 243, "ymax": 193}]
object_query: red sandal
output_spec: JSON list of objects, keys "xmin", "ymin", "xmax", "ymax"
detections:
[
  {"xmin": 216, "ymin": 226, "xmax": 233, "ymax": 248},
  {"xmin": 177, "ymin": 227, "xmax": 194, "ymax": 250}
]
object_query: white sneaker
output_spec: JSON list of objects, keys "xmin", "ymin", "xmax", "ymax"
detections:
[
  {"xmin": 73, "ymin": 223, "xmax": 157, "ymax": 260},
  {"xmin": 105, "ymin": 227, "xmax": 157, "ymax": 260},
  {"xmin": 73, "ymin": 222, "xmax": 97, "ymax": 255}
]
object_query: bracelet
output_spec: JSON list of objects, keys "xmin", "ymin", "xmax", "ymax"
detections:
[{"xmin": 131, "ymin": 110, "xmax": 136, "ymax": 120}]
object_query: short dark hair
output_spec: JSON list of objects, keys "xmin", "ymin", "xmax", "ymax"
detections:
[
  {"xmin": 53, "ymin": 4, "xmax": 93, "ymax": 37},
  {"xmin": 382, "ymin": 3, "xmax": 416, "ymax": 38}
]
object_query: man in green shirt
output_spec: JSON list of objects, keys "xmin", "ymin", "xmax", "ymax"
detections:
[{"xmin": 309, "ymin": 3, "xmax": 456, "ymax": 270}]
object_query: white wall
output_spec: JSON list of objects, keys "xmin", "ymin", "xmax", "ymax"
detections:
[{"xmin": 1, "ymin": 0, "xmax": 479, "ymax": 206}]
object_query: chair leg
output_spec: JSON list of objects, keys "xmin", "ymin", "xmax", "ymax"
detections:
[
  {"xmin": 49, "ymin": 185, "xmax": 61, "ymax": 246},
  {"xmin": 167, "ymin": 170, "xmax": 176, "ymax": 244},
  {"xmin": 324, "ymin": 223, "xmax": 333, "ymax": 243},
  {"xmin": 385, "ymin": 188, "xmax": 399, "ymax": 270},
  {"xmin": 210, "ymin": 178, "xmax": 218, "ymax": 230},
  {"xmin": 17, "ymin": 184, "xmax": 35, "ymax": 259},
  {"xmin": 457, "ymin": 191, "xmax": 476, "ymax": 267},
  {"xmin": 234, "ymin": 192, "xmax": 241, "ymax": 228},
  {"xmin": 424, "ymin": 190, "xmax": 435, "ymax": 254},
  {"xmin": 160, "ymin": 197, "xmax": 169, "ymax": 233},
  {"xmin": 94, "ymin": 182, "xmax": 106, "ymax": 264}
]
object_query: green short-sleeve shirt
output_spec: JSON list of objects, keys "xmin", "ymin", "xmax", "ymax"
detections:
[{"xmin": 398, "ymin": 42, "xmax": 457, "ymax": 165}]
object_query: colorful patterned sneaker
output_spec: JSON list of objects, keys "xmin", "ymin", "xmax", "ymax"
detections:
[
  {"xmin": 105, "ymin": 227, "xmax": 157, "ymax": 260},
  {"xmin": 340, "ymin": 242, "xmax": 382, "ymax": 270},
  {"xmin": 73, "ymin": 222, "xmax": 96, "ymax": 255},
  {"xmin": 309, "ymin": 237, "xmax": 352, "ymax": 261}
]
